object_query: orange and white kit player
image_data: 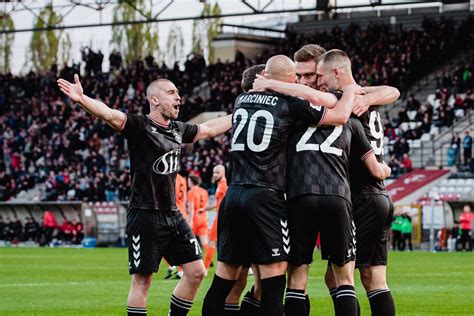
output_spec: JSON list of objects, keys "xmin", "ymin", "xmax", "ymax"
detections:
[
  {"xmin": 204, "ymin": 164, "xmax": 228, "ymax": 270},
  {"xmin": 187, "ymin": 174, "xmax": 209, "ymax": 248},
  {"xmin": 175, "ymin": 173, "xmax": 188, "ymax": 221}
]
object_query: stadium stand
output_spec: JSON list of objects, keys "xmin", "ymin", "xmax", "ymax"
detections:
[{"xmin": 0, "ymin": 14, "xmax": 473, "ymax": 203}]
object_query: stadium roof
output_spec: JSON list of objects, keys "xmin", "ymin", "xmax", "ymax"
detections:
[{"xmin": 1, "ymin": 0, "xmax": 447, "ymax": 34}]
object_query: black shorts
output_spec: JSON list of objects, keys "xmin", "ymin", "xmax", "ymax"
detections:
[
  {"xmin": 127, "ymin": 209, "xmax": 202, "ymax": 275},
  {"xmin": 288, "ymin": 194, "xmax": 355, "ymax": 267},
  {"xmin": 352, "ymin": 194, "xmax": 394, "ymax": 269},
  {"xmin": 217, "ymin": 185, "xmax": 289, "ymax": 266}
]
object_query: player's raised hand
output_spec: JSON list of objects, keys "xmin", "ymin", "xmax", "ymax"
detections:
[
  {"xmin": 251, "ymin": 74, "xmax": 271, "ymax": 92},
  {"xmin": 57, "ymin": 74, "xmax": 84, "ymax": 103},
  {"xmin": 352, "ymin": 94, "xmax": 372, "ymax": 117}
]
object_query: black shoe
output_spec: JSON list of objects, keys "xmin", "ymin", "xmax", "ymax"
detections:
[{"xmin": 164, "ymin": 267, "xmax": 177, "ymax": 280}]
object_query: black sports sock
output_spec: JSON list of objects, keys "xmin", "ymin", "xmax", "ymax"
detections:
[
  {"xmin": 169, "ymin": 294, "xmax": 193, "ymax": 316},
  {"xmin": 223, "ymin": 303, "xmax": 240, "ymax": 315},
  {"xmin": 202, "ymin": 275, "xmax": 236, "ymax": 316},
  {"xmin": 335, "ymin": 285, "xmax": 358, "ymax": 316},
  {"xmin": 240, "ymin": 289, "xmax": 260, "ymax": 316},
  {"xmin": 284, "ymin": 288, "xmax": 307, "ymax": 316},
  {"xmin": 260, "ymin": 275, "xmax": 286, "ymax": 316},
  {"xmin": 127, "ymin": 306, "xmax": 146, "ymax": 315},
  {"xmin": 367, "ymin": 288, "xmax": 395, "ymax": 316},
  {"xmin": 329, "ymin": 287, "xmax": 338, "ymax": 312},
  {"xmin": 305, "ymin": 294, "xmax": 310, "ymax": 316}
]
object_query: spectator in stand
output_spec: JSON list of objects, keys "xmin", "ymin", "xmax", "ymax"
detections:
[
  {"xmin": 406, "ymin": 94, "xmax": 421, "ymax": 111},
  {"xmin": 393, "ymin": 138, "xmax": 410, "ymax": 160},
  {"xmin": 388, "ymin": 155, "xmax": 403, "ymax": 177},
  {"xmin": 458, "ymin": 204, "xmax": 473, "ymax": 251},
  {"xmin": 384, "ymin": 122, "xmax": 397, "ymax": 141},
  {"xmin": 401, "ymin": 153, "xmax": 413, "ymax": 173},
  {"xmin": 451, "ymin": 132, "xmax": 461, "ymax": 166},
  {"xmin": 463, "ymin": 130, "xmax": 472, "ymax": 165}
]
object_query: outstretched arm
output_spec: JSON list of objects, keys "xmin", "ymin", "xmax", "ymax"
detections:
[
  {"xmin": 321, "ymin": 84, "xmax": 360, "ymax": 126},
  {"xmin": 57, "ymin": 74, "xmax": 126, "ymax": 130},
  {"xmin": 352, "ymin": 85, "xmax": 400, "ymax": 117},
  {"xmin": 252, "ymin": 75, "xmax": 339, "ymax": 108},
  {"xmin": 195, "ymin": 115, "xmax": 232, "ymax": 141}
]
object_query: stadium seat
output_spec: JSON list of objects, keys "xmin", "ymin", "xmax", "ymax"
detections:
[
  {"xmin": 427, "ymin": 94, "xmax": 436, "ymax": 106},
  {"xmin": 421, "ymin": 133, "xmax": 431, "ymax": 141},
  {"xmin": 407, "ymin": 111, "xmax": 417, "ymax": 121},
  {"xmin": 430, "ymin": 126, "xmax": 440, "ymax": 136},
  {"xmin": 440, "ymin": 179, "xmax": 449, "ymax": 186},
  {"xmin": 455, "ymin": 109, "xmax": 465, "ymax": 118}
]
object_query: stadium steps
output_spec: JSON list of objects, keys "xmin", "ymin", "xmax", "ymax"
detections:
[
  {"xmin": 409, "ymin": 110, "xmax": 474, "ymax": 168},
  {"xmin": 10, "ymin": 183, "xmax": 45, "ymax": 203}
]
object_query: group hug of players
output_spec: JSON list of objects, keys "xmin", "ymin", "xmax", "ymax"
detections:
[{"xmin": 57, "ymin": 43, "xmax": 399, "ymax": 316}]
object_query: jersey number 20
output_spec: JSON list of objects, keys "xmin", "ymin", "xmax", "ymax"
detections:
[{"xmin": 231, "ymin": 108, "xmax": 274, "ymax": 152}]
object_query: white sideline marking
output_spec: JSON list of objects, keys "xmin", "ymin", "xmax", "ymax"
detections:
[{"xmin": 0, "ymin": 281, "xmax": 125, "ymax": 288}]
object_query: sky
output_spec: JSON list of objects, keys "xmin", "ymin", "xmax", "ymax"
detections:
[{"xmin": 3, "ymin": 0, "xmax": 436, "ymax": 74}]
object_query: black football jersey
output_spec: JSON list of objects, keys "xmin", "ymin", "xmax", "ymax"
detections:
[
  {"xmin": 287, "ymin": 117, "xmax": 373, "ymax": 201},
  {"xmin": 229, "ymin": 92, "xmax": 327, "ymax": 191},
  {"xmin": 120, "ymin": 114, "xmax": 198, "ymax": 210},
  {"xmin": 350, "ymin": 106, "xmax": 387, "ymax": 194}
]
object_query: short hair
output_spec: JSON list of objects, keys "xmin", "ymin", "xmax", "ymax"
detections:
[
  {"xmin": 294, "ymin": 44, "xmax": 326, "ymax": 63},
  {"xmin": 146, "ymin": 78, "xmax": 171, "ymax": 98},
  {"xmin": 318, "ymin": 49, "xmax": 351, "ymax": 69},
  {"xmin": 241, "ymin": 64, "xmax": 266, "ymax": 92},
  {"xmin": 189, "ymin": 174, "xmax": 201, "ymax": 186}
]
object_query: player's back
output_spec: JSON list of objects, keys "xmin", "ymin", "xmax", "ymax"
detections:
[
  {"xmin": 189, "ymin": 186, "xmax": 209, "ymax": 213},
  {"xmin": 229, "ymin": 91, "xmax": 326, "ymax": 192},
  {"xmin": 287, "ymin": 117, "xmax": 371, "ymax": 201}
]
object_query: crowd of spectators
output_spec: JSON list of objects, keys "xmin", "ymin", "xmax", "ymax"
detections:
[
  {"xmin": 0, "ymin": 211, "xmax": 83, "ymax": 246},
  {"xmin": 1, "ymin": 15, "xmax": 473, "ymax": 201},
  {"xmin": 385, "ymin": 57, "xmax": 473, "ymax": 173}
]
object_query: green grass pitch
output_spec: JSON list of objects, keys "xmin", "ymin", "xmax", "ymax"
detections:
[{"xmin": 1, "ymin": 248, "xmax": 473, "ymax": 315}]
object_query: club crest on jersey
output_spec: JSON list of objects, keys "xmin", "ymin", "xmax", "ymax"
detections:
[
  {"xmin": 172, "ymin": 129, "xmax": 182, "ymax": 143},
  {"xmin": 153, "ymin": 149, "xmax": 180, "ymax": 175}
]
